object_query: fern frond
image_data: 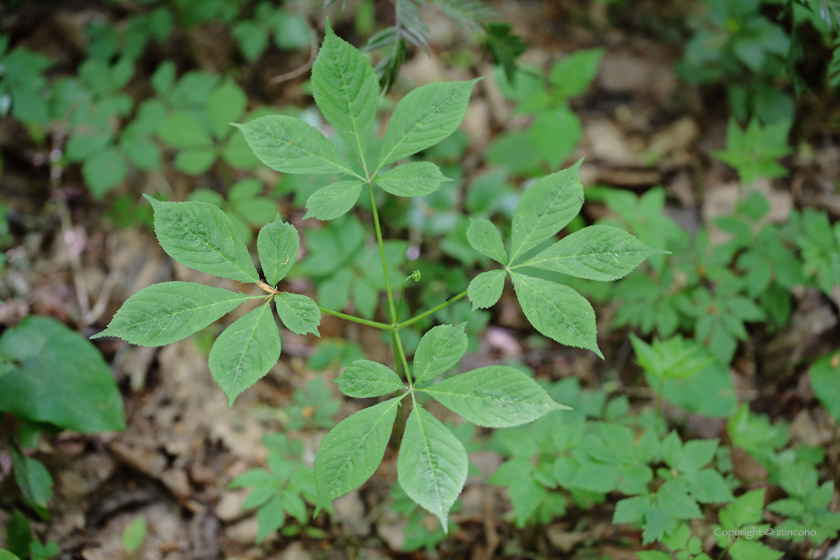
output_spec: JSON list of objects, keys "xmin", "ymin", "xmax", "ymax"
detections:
[
  {"xmin": 483, "ymin": 23, "xmax": 528, "ymax": 85},
  {"xmin": 431, "ymin": 0, "xmax": 495, "ymax": 28},
  {"xmin": 363, "ymin": 0, "xmax": 428, "ymax": 91}
]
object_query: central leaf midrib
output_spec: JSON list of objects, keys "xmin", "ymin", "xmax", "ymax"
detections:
[
  {"xmin": 334, "ymin": 50, "xmax": 369, "ymax": 162},
  {"xmin": 231, "ymin": 305, "xmax": 270, "ymax": 393},
  {"xmin": 256, "ymin": 122, "xmax": 361, "ymax": 179},
  {"xmin": 518, "ymin": 246, "xmax": 651, "ymax": 269},
  {"xmin": 377, "ymin": 87, "xmax": 461, "ymax": 171},
  {"xmin": 415, "ymin": 408, "xmax": 446, "ymax": 515},
  {"xmin": 131, "ymin": 295, "xmax": 249, "ymax": 335},
  {"xmin": 176, "ymin": 207, "xmax": 258, "ymax": 282},
  {"xmin": 509, "ymin": 172, "xmax": 577, "ymax": 265},
  {"xmin": 511, "ymin": 271, "xmax": 589, "ymax": 340},
  {"xmin": 329, "ymin": 397, "xmax": 401, "ymax": 496}
]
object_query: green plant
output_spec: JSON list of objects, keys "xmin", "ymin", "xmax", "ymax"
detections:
[
  {"xmin": 487, "ymin": 49, "xmax": 604, "ymax": 175},
  {"xmin": 0, "ymin": 38, "xmax": 52, "ymax": 127},
  {"xmin": 228, "ymin": 433, "xmax": 321, "ymax": 542},
  {"xmin": 92, "ymin": 25, "xmax": 656, "ymax": 536},
  {"xmin": 121, "ymin": 515, "xmax": 147, "ymax": 554},
  {"xmin": 679, "ymin": 0, "xmax": 793, "ymax": 123},
  {"xmin": 154, "ymin": 69, "xmax": 262, "ymax": 175},
  {"xmin": 189, "ymin": 179, "xmax": 278, "ymax": 243},
  {"xmin": 232, "ymin": 2, "xmax": 312, "ymax": 62},
  {"xmin": 0, "ymin": 316, "xmax": 125, "ymax": 520},
  {"xmin": 713, "ymin": 117, "xmax": 792, "ymax": 186}
]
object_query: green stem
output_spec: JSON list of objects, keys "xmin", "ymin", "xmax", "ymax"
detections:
[
  {"xmin": 368, "ymin": 182, "xmax": 399, "ymax": 324},
  {"xmin": 397, "ymin": 290, "xmax": 468, "ymax": 329},
  {"xmin": 392, "ymin": 330, "xmax": 413, "ymax": 386},
  {"xmin": 319, "ymin": 307, "xmax": 392, "ymax": 330}
]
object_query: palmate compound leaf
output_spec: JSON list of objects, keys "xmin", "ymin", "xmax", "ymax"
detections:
[
  {"xmin": 511, "ymin": 271, "xmax": 602, "ymax": 358},
  {"xmin": 144, "ymin": 195, "xmax": 260, "ymax": 284},
  {"xmin": 422, "ymin": 365, "xmax": 568, "ymax": 427},
  {"xmin": 209, "ymin": 303, "xmax": 281, "ymax": 406},
  {"xmin": 509, "ymin": 159, "xmax": 584, "ymax": 265},
  {"xmin": 257, "ymin": 215, "xmax": 300, "ymax": 288},
  {"xmin": 412, "ymin": 323, "xmax": 468, "ymax": 384},
  {"xmin": 376, "ymin": 79, "xmax": 481, "ymax": 170},
  {"xmin": 304, "ymin": 181, "xmax": 364, "ymax": 221},
  {"xmin": 398, "ymin": 405, "xmax": 468, "ymax": 532},
  {"xmin": 315, "ymin": 396, "xmax": 404, "ymax": 507},
  {"xmin": 233, "ymin": 116, "xmax": 361, "ymax": 178},
  {"xmin": 333, "ymin": 360, "xmax": 404, "ymax": 398},
  {"xmin": 516, "ymin": 225, "xmax": 660, "ymax": 281},
  {"xmin": 274, "ymin": 292, "xmax": 321, "ymax": 337},
  {"xmin": 311, "ymin": 23, "xmax": 379, "ymax": 162},
  {"xmin": 466, "ymin": 217, "xmax": 507, "ymax": 264},
  {"xmin": 467, "ymin": 269, "xmax": 505, "ymax": 310},
  {"xmin": 374, "ymin": 161, "xmax": 450, "ymax": 197},
  {"xmin": 92, "ymin": 282, "xmax": 253, "ymax": 346}
]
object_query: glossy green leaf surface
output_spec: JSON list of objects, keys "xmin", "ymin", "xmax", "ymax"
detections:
[
  {"xmin": 518, "ymin": 225, "xmax": 658, "ymax": 281},
  {"xmin": 467, "ymin": 269, "xmax": 505, "ymax": 310},
  {"xmin": 466, "ymin": 218, "xmax": 507, "ymax": 264},
  {"xmin": 509, "ymin": 160, "xmax": 583, "ymax": 264}
]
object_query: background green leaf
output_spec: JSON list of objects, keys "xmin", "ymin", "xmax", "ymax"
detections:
[{"xmin": 0, "ymin": 316, "xmax": 125, "ymax": 433}]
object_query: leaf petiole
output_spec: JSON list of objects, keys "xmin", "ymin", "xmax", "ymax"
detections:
[{"xmin": 397, "ymin": 290, "xmax": 468, "ymax": 329}]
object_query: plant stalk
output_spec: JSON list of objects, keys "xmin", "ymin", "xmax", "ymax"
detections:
[
  {"xmin": 319, "ymin": 307, "xmax": 392, "ymax": 330},
  {"xmin": 367, "ymin": 182, "xmax": 399, "ymax": 324},
  {"xmin": 398, "ymin": 290, "xmax": 468, "ymax": 329}
]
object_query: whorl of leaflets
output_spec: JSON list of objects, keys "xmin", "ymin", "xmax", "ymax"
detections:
[
  {"xmin": 93, "ymin": 200, "xmax": 320, "ymax": 406},
  {"xmin": 94, "ymin": 21, "xmax": 659, "ymax": 532}
]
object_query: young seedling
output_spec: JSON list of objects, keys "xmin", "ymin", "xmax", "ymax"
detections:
[{"xmin": 93, "ymin": 24, "xmax": 656, "ymax": 530}]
